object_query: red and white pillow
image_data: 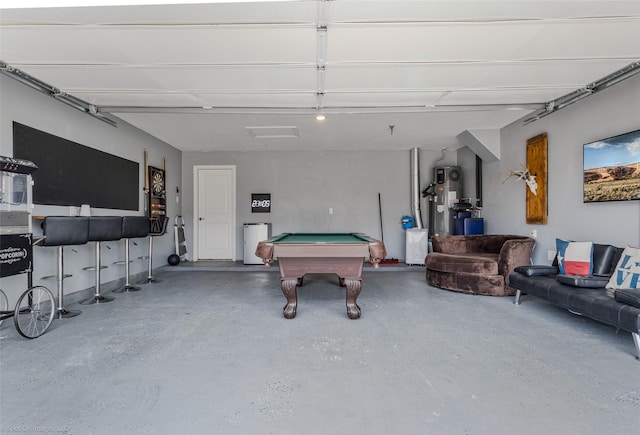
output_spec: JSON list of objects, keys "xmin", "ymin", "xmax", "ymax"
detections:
[{"xmin": 556, "ymin": 239, "xmax": 593, "ymax": 275}]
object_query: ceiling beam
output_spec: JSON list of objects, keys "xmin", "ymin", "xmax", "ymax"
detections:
[{"xmin": 101, "ymin": 103, "xmax": 543, "ymax": 115}]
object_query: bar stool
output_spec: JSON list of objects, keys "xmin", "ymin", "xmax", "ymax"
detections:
[
  {"xmin": 138, "ymin": 216, "xmax": 169, "ymax": 285},
  {"xmin": 113, "ymin": 216, "xmax": 149, "ymax": 293},
  {"xmin": 40, "ymin": 216, "xmax": 90, "ymax": 319},
  {"xmin": 81, "ymin": 216, "xmax": 123, "ymax": 305}
]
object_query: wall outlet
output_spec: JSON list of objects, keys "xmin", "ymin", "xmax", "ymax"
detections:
[
  {"xmin": 329, "ymin": 207, "xmax": 334, "ymax": 215},
  {"xmin": 529, "ymin": 229, "xmax": 537, "ymax": 239},
  {"xmin": 548, "ymin": 250, "xmax": 556, "ymax": 261}
]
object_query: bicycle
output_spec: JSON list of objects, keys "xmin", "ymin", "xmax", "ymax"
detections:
[{"xmin": 0, "ymin": 285, "xmax": 55, "ymax": 339}]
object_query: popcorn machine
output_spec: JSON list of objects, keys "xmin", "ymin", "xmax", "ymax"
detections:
[
  {"xmin": 0, "ymin": 155, "xmax": 57, "ymax": 339},
  {"xmin": 0, "ymin": 155, "xmax": 38, "ymax": 277}
]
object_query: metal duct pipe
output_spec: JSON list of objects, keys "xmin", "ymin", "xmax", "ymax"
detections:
[{"xmin": 410, "ymin": 147, "xmax": 424, "ymax": 229}]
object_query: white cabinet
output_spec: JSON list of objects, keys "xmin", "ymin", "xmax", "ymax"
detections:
[
  {"xmin": 406, "ymin": 228, "xmax": 429, "ymax": 265},
  {"xmin": 243, "ymin": 223, "xmax": 271, "ymax": 264}
]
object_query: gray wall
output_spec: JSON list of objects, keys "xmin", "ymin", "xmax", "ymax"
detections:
[
  {"xmin": 4, "ymin": 66, "xmax": 638, "ymax": 302},
  {"xmin": 482, "ymin": 72, "xmax": 640, "ymax": 264},
  {"xmin": 457, "ymin": 146, "xmax": 480, "ymax": 205},
  {"xmin": 0, "ymin": 75, "xmax": 181, "ymax": 302},
  {"xmin": 182, "ymin": 149, "xmax": 459, "ymax": 261}
]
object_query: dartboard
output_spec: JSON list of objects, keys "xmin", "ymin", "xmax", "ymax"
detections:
[{"xmin": 150, "ymin": 168, "xmax": 165, "ymax": 196}]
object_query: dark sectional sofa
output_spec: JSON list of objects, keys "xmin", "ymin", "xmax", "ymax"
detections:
[{"xmin": 509, "ymin": 244, "xmax": 640, "ymax": 360}]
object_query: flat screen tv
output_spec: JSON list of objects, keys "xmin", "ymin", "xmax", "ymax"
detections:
[{"xmin": 583, "ymin": 129, "xmax": 640, "ymax": 203}]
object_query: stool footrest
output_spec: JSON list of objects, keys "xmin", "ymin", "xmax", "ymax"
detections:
[
  {"xmin": 82, "ymin": 266, "xmax": 109, "ymax": 271},
  {"xmin": 41, "ymin": 274, "xmax": 72, "ymax": 280},
  {"xmin": 113, "ymin": 260, "xmax": 134, "ymax": 265}
]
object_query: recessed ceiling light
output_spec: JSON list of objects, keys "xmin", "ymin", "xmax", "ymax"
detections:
[{"xmin": 316, "ymin": 114, "xmax": 326, "ymax": 121}]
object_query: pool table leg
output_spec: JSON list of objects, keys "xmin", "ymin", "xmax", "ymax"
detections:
[
  {"xmin": 281, "ymin": 278, "xmax": 298, "ymax": 319},
  {"xmin": 344, "ymin": 278, "xmax": 362, "ymax": 319}
]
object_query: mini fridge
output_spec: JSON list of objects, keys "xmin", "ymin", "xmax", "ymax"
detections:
[
  {"xmin": 243, "ymin": 223, "xmax": 271, "ymax": 264},
  {"xmin": 405, "ymin": 228, "xmax": 429, "ymax": 265}
]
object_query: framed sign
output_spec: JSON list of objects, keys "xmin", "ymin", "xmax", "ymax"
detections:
[
  {"xmin": 252, "ymin": 193, "xmax": 271, "ymax": 213},
  {"xmin": 0, "ymin": 234, "xmax": 32, "ymax": 278}
]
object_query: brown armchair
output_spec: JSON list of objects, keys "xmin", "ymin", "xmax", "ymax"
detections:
[{"xmin": 425, "ymin": 234, "xmax": 535, "ymax": 296}]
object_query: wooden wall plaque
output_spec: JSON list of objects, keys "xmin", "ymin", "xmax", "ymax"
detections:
[{"xmin": 526, "ymin": 133, "xmax": 548, "ymax": 224}]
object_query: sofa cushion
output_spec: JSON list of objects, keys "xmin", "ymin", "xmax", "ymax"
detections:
[
  {"xmin": 556, "ymin": 239, "xmax": 593, "ymax": 275},
  {"xmin": 426, "ymin": 252, "xmax": 499, "ymax": 275},
  {"xmin": 427, "ymin": 269, "xmax": 508, "ymax": 296},
  {"xmin": 615, "ymin": 288, "xmax": 640, "ymax": 308},
  {"xmin": 606, "ymin": 245, "xmax": 640, "ymax": 290},
  {"xmin": 552, "ymin": 243, "xmax": 618, "ymax": 273},
  {"xmin": 556, "ymin": 274, "xmax": 609, "ymax": 288},
  {"xmin": 514, "ymin": 265, "xmax": 558, "ymax": 276},
  {"xmin": 430, "ymin": 234, "xmax": 528, "ymax": 255},
  {"xmin": 592, "ymin": 244, "xmax": 618, "ymax": 276},
  {"xmin": 509, "ymin": 272, "xmax": 640, "ymax": 334}
]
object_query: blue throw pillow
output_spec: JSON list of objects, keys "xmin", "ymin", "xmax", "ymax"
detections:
[{"xmin": 556, "ymin": 238, "xmax": 593, "ymax": 275}]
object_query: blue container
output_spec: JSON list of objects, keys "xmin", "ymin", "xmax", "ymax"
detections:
[
  {"xmin": 453, "ymin": 212, "xmax": 472, "ymax": 235},
  {"xmin": 401, "ymin": 215, "xmax": 414, "ymax": 229},
  {"xmin": 464, "ymin": 218, "xmax": 484, "ymax": 235}
]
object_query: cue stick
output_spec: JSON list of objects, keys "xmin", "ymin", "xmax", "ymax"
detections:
[
  {"xmin": 378, "ymin": 192, "xmax": 384, "ymax": 242},
  {"xmin": 143, "ymin": 149, "xmax": 149, "ymax": 213},
  {"xmin": 143, "ymin": 149, "xmax": 149, "ymax": 192}
]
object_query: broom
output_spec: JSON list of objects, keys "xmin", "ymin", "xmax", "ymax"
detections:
[{"xmin": 378, "ymin": 192, "xmax": 399, "ymax": 264}]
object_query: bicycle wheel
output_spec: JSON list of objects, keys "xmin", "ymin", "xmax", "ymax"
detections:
[
  {"xmin": 0, "ymin": 289, "xmax": 8, "ymax": 328},
  {"xmin": 14, "ymin": 286, "xmax": 55, "ymax": 339}
]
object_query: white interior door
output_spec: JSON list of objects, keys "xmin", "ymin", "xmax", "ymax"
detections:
[{"xmin": 195, "ymin": 166, "xmax": 235, "ymax": 260}]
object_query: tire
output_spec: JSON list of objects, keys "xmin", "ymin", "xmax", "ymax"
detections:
[
  {"xmin": 0, "ymin": 289, "xmax": 8, "ymax": 328},
  {"xmin": 14, "ymin": 286, "xmax": 55, "ymax": 339}
]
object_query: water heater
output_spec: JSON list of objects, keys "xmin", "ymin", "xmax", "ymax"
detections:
[{"xmin": 428, "ymin": 166, "xmax": 462, "ymax": 236}]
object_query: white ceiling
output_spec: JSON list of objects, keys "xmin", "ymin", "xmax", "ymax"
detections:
[{"xmin": 1, "ymin": 0, "xmax": 639, "ymax": 152}]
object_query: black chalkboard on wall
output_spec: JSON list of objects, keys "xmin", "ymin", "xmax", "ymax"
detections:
[{"xmin": 13, "ymin": 122, "xmax": 139, "ymax": 211}]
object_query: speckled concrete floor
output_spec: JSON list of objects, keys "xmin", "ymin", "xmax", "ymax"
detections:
[{"xmin": 1, "ymin": 270, "xmax": 639, "ymax": 435}]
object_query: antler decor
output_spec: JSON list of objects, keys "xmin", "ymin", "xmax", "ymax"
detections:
[{"xmin": 502, "ymin": 164, "xmax": 538, "ymax": 195}]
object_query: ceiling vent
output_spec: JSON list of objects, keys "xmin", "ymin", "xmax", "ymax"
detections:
[{"xmin": 245, "ymin": 126, "xmax": 299, "ymax": 139}]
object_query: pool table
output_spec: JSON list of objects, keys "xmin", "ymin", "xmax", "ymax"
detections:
[{"xmin": 255, "ymin": 233, "xmax": 387, "ymax": 319}]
